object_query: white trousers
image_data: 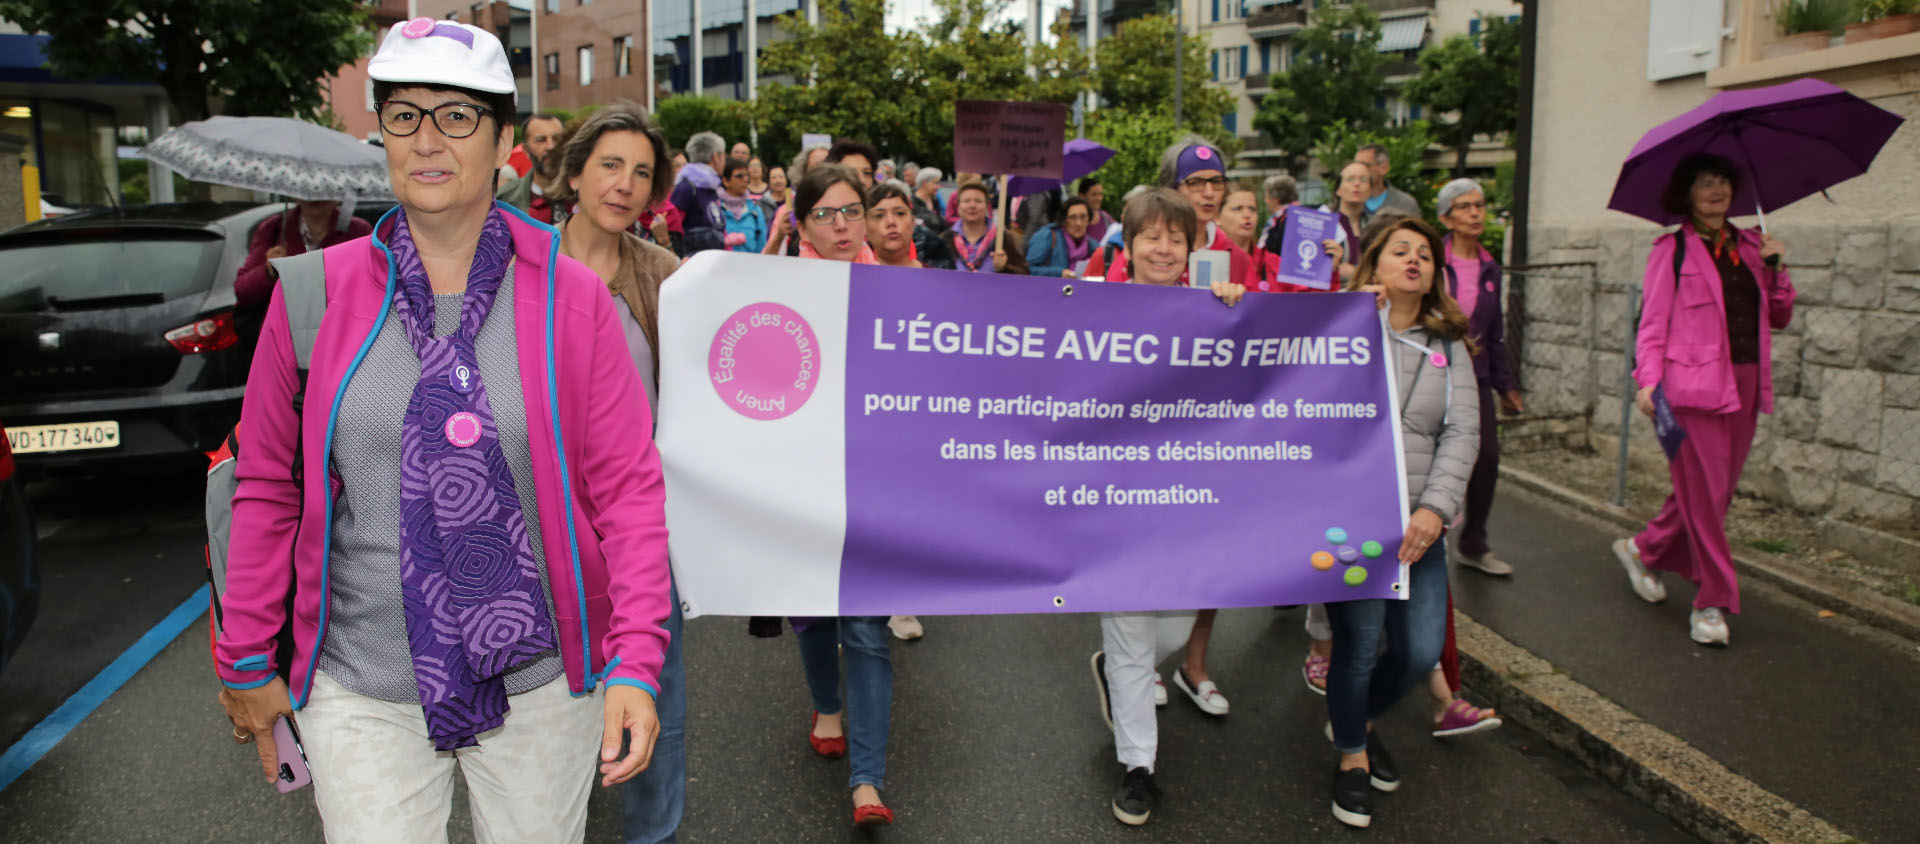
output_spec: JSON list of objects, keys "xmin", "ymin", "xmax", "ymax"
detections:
[
  {"xmin": 299, "ymin": 671, "xmax": 602, "ymax": 844},
  {"xmin": 1100, "ymin": 611, "xmax": 1197, "ymax": 773},
  {"xmin": 1305, "ymin": 603, "xmax": 1332, "ymax": 641}
]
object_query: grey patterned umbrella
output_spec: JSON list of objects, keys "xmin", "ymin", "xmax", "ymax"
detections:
[{"xmin": 142, "ymin": 115, "xmax": 394, "ymax": 201}]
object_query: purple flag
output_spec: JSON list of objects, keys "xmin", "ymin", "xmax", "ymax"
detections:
[{"xmin": 658, "ymin": 254, "xmax": 1411, "ymax": 617}]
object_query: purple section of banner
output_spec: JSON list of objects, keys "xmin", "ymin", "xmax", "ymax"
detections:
[{"xmin": 838, "ymin": 266, "xmax": 1407, "ymax": 616}]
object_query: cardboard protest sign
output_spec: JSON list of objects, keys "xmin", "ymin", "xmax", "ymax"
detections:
[
  {"xmin": 953, "ymin": 100, "xmax": 1067, "ymax": 179},
  {"xmin": 657, "ymin": 253, "xmax": 1412, "ymax": 617}
]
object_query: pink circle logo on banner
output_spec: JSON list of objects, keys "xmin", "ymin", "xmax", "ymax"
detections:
[{"xmin": 709, "ymin": 302, "xmax": 821, "ymax": 421}]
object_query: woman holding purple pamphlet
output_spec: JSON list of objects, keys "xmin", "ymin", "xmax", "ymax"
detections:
[
  {"xmin": 215, "ymin": 19, "xmax": 671, "ymax": 843},
  {"xmin": 1613, "ymin": 153, "xmax": 1794, "ymax": 648}
]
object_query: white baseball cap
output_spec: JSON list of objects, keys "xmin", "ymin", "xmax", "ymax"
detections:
[{"xmin": 368, "ymin": 18, "xmax": 516, "ymax": 103}]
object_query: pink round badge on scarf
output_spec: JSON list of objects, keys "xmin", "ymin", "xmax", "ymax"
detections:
[
  {"xmin": 445, "ymin": 412, "xmax": 482, "ymax": 447},
  {"xmin": 401, "ymin": 17, "xmax": 437, "ymax": 38}
]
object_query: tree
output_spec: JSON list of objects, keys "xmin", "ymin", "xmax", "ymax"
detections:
[
  {"xmin": 653, "ymin": 95, "xmax": 754, "ymax": 153},
  {"xmin": 1313, "ymin": 119, "xmax": 1437, "ymax": 215},
  {"xmin": 1401, "ymin": 14, "xmax": 1521, "ymax": 175},
  {"xmin": 754, "ymin": 0, "xmax": 924, "ymax": 166},
  {"xmin": 1090, "ymin": 14, "xmax": 1234, "ymax": 144},
  {"xmin": 1253, "ymin": 4, "xmax": 1390, "ymax": 169},
  {"xmin": 0, "ymin": 0, "xmax": 374, "ymax": 124}
]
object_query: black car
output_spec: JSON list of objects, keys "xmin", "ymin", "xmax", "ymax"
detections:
[
  {"xmin": 0, "ymin": 423, "xmax": 37, "ymax": 674},
  {"xmin": 0, "ymin": 202, "xmax": 283, "ymax": 475}
]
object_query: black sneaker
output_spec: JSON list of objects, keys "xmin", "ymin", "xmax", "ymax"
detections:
[
  {"xmin": 1330, "ymin": 767, "xmax": 1373, "ymax": 828},
  {"xmin": 1112, "ymin": 766, "xmax": 1161, "ymax": 826},
  {"xmin": 1366, "ymin": 731, "xmax": 1400, "ymax": 793},
  {"xmin": 1090, "ymin": 651, "xmax": 1114, "ymax": 732}
]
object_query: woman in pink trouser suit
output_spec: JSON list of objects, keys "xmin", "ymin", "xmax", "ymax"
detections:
[{"xmin": 1615, "ymin": 153, "xmax": 1795, "ymax": 646}]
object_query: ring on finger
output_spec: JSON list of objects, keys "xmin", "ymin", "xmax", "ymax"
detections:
[{"xmin": 234, "ymin": 728, "xmax": 253, "ymax": 742}]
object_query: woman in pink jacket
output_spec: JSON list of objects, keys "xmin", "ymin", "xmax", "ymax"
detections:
[
  {"xmin": 216, "ymin": 20, "xmax": 670, "ymax": 841},
  {"xmin": 1614, "ymin": 153, "xmax": 1794, "ymax": 647}
]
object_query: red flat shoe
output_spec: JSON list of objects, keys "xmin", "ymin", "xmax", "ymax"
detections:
[
  {"xmin": 853, "ymin": 802, "xmax": 894, "ymax": 826},
  {"xmin": 809, "ymin": 711, "xmax": 846, "ymax": 759}
]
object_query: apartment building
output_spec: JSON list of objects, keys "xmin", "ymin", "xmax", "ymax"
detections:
[{"xmin": 1186, "ymin": 0, "xmax": 1518, "ymax": 170}]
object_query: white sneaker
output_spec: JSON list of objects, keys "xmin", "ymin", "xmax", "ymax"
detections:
[
  {"xmin": 1690, "ymin": 608, "xmax": 1730, "ymax": 646},
  {"xmin": 1171, "ymin": 668, "xmax": 1229, "ymax": 716},
  {"xmin": 1152, "ymin": 673, "xmax": 1168, "ymax": 707},
  {"xmin": 887, "ymin": 615, "xmax": 923, "ymax": 641},
  {"xmin": 1612, "ymin": 538, "xmax": 1667, "ymax": 603}
]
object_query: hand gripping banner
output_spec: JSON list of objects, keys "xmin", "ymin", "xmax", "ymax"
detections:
[{"xmin": 656, "ymin": 253, "xmax": 1411, "ymax": 618}]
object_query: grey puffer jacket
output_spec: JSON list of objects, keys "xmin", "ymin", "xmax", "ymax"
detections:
[{"xmin": 1392, "ymin": 324, "xmax": 1481, "ymax": 522}]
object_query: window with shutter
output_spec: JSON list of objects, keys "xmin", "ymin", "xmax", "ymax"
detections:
[
  {"xmin": 1240, "ymin": 45, "xmax": 1248, "ymax": 78},
  {"xmin": 1261, "ymin": 43, "xmax": 1270, "ymax": 74},
  {"xmin": 1212, "ymin": 0, "xmax": 1220, "ymax": 23},
  {"xmin": 1646, "ymin": 0, "xmax": 1725, "ymax": 81},
  {"xmin": 1211, "ymin": 50, "xmax": 1219, "ymax": 81}
]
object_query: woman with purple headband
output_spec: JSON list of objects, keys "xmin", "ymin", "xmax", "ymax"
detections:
[{"xmin": 216, "ymin": 20, "xmax": 671, "ymax": 842}]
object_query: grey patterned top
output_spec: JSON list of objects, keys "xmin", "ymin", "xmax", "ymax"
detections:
[
  {"xmin": 321, "ymin": 264, "xmax": 564, "ymax": 703},
  {"xmin": 1392, "ymin": 324, "xmax": 1482, "ymax": 523}
]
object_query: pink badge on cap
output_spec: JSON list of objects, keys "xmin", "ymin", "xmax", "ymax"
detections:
[
  {"xmin": 445, "ymin": 412, "xmax": 482, "ymax": 448},
  {"xmin": 401, "ymin": 17, "xmax": 437, "ymax": 38},
  {"xmin": 1430, "ymin": 352, "xmax": 1448, "ymax": 368},
  {"xmin": 1195, "ymin": 147, "xmax": 1213, "ymax": 161}
]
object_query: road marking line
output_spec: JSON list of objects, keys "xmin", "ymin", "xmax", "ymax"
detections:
[{"xmin": 0, "ymin": 584, "xmax": 209, "ymax": 793}]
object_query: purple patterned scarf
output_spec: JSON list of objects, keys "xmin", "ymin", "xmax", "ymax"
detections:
[{"xmin": 389, "ymin": 208, "xmax": 556, "ymax": 750}]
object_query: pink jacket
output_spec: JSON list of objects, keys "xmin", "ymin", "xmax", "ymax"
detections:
[
  {"xmin": 1633, "ymin": 228, "xmax": 1795, "ymax": 415},
  {"xmin": 215, "ymin": 203, "xmax": 671, "ymax": 708}
]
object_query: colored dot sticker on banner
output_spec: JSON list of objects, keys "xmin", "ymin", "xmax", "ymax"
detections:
[
  {"xmin": 1310, "ymin": 551, "xmax": 1336, "ymax": 571},
  {"xmin": 1362, "ymin": 540, "xmax": 1383, "ymax": 559},
  {"xmin": 1336, "ymin": 545, "xmax": 1359, "ymax": 564},
  {"xmin": 1325, "ymin": 527, "xmax": 1348, "ymax": 544},
  {"xmin": 1344, "ymin": 567, "xmax": 1369, "ymax": 587}
]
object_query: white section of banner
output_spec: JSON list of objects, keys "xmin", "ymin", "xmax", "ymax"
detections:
[{"xmin": 656, "ymin": 252, "xmax": 852, "ymax": 618}]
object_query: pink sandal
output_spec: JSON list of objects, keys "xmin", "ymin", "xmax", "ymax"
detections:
[
  {"xmin": 1302, "ymin": 653, "xmax": 1330, "ymax": 696},
  {"xmin": 1432, "ymin": 698, "xmax": 1502, "ymax": 738}
]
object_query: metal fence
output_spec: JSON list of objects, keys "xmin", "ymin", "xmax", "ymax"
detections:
[{"xmin": 1501, "ymin": 262, "xmax": 1920, "ymax": 532}]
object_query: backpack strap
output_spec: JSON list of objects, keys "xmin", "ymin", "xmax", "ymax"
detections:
[
  {"xmin": 267, "ymin": 249, "xmax": 328, "ymax": 485},
  {"xmin": 1671, "ymin": 229, "xmax": 1687, "ymax": 291},
  {"xmin": 269, "ymin": 250, "xmax": 328, "ymax": 372}
]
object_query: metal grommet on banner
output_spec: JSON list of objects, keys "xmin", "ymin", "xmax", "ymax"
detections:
[
  {"xmin": 1052, "ymin": 595, "xmax": 1066, "ymax": 607},
  {"xmin": 1391, "ymin": 581, "xmax": 1403, "ymax": 593},
  {"xmin": 1061, "ymin": 284, "xmax": 1074, "ymax": 297}
]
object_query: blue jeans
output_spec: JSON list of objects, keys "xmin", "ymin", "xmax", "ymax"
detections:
[
  {"xmin": 1324, "ymin": 541, "xmax": 1450, "ymax": 755},
  {"xmin": 620, "ymin": 584, "xmax": 686, "ymax": 844},
  {"xmin": 796, "ymin": 616, "xmax": 893, "ymax": 790}
]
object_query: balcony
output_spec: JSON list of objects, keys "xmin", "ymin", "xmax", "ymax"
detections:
[
  {"xmin": 1356, "ymin": 0, "xmax": 1436, "ymax": 14},
  {"xmin": 1246, "ymin": 4, "xmax": 1308, "ymax": 37},
  {"xmin": 1243, "ymin": 72, "xmax": 1271, "ymax": 94}
]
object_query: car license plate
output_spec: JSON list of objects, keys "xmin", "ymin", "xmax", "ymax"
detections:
[{"xmin": 6, "ymin": 420, "xmax": 121, "ymax": 454}]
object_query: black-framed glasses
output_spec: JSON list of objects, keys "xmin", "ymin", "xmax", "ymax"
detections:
[
  {"xmin": 806, "ymin": 203, "xmax": 865, "ymax": 225},
  {"xmin": 376, "ymin": 100, "xmax": 494, "ymax": 139},
  {"xmin": 1181, "ymin": 175, "xmax": 1228, "ymax": 191}
]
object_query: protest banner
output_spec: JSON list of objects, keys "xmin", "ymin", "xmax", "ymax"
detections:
[
  {"xmin": 800, "ymin": 132, "xmax": 832, "ymax": 150},
  {"xmin": 657, "ymin": 253, "xmax": 1411, "ymax": 617}
]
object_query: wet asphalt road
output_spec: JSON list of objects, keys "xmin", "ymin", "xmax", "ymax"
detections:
[{"xmin": 0, "ymin": 470, "xmax": 1700, "ymax": 842}]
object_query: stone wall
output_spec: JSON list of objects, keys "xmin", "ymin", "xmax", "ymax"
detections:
[{"xmin": 1516, "ymin": 219, "xmax": 1920, "ymax": 530}]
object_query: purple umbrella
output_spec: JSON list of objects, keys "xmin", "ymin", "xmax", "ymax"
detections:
[
  {"xmin": 1005, "ymin": 138, "xmax": 1116, "ymax": 197},
  {"xmin": 1607, "ymin": 78, "xmax": 1903, "ymax": 230}
]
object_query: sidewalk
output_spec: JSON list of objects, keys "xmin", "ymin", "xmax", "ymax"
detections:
[{"xmin": 1455, "ymin": 486, "xmax": 1920, "ymax": 844}]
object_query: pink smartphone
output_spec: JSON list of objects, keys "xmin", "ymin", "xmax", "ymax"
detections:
[{"xmin": 271, "ymin": 715, "xmax": 311, "ymax": 793}]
